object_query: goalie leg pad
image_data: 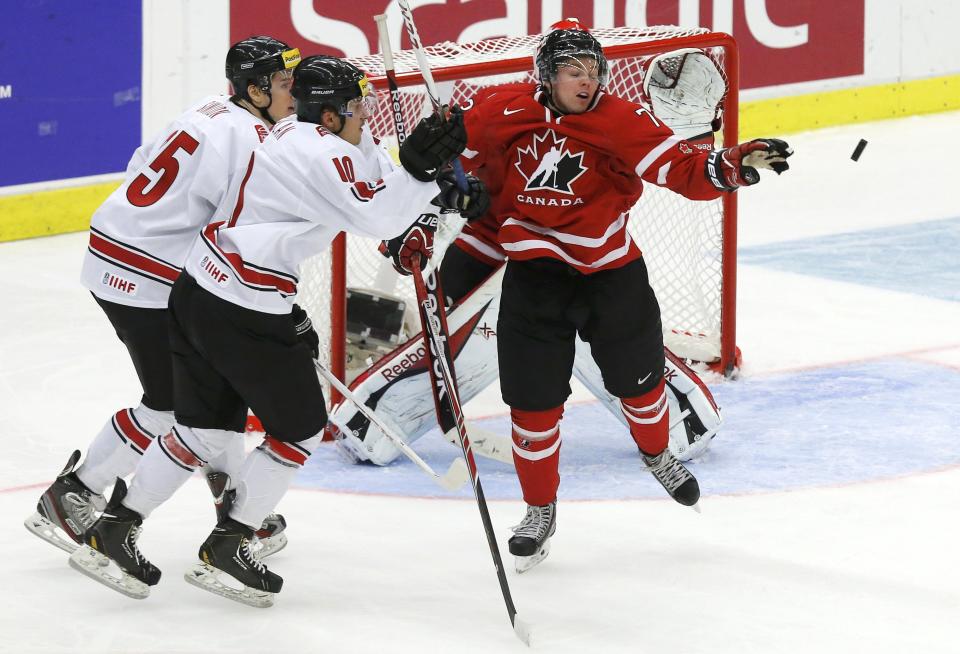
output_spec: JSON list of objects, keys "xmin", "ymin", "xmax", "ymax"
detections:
[
  {"xmin": 328, "ymin": 266, "xmax": 505, "ymax": 466},
  {"xmin": 663, "ymin": 350, "xmax": 722, "ymax": 461}
]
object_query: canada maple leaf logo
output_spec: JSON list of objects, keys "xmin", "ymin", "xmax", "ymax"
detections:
[{"xmin": 514, "ymin": 129, "xmax": 587, "ymax": 195}]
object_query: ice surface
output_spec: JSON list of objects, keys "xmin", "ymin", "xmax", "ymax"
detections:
[{"xmin": 2, "ymin": 112, "xmax": 959, "ymax": 653}]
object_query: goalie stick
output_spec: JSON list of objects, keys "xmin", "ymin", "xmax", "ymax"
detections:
[
  {"xmin": 394, "ymin": 0, "xmax": 469, "ymax": 191},
  {"xmin": 411, "ymin": 255, "xmax": 531, "ymax": 646},
  {"xmin": 315, "ymin": 360, "xmax": 469, "ymax": 492}
]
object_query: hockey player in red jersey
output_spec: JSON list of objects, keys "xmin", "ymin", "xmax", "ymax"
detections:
[
  {"xmin": 330, "ymin": 47, "xmax": 728, "ymax": 471},
  {"xmin": 25, "ymin": 36, "xmax": 301, "ymax": 561},
  {"xmin": 68, "ymin": 55, "xmax": 479, "ymax": 605},
  {"xmin": 462, "ymin": 20, "xmax": 791, "ymax": 571}
]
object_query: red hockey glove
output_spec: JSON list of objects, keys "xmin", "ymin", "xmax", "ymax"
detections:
[
  {"xmin": 433, "ymin": 168, "xmax": 490, "ymax": 222},
  {"xmin": 706, "ymin": 138, "xmax": 793, "ymax": 191},
  {"xmin": 379, "ymin": 212, "xmax": 439, "ymax": 275}
]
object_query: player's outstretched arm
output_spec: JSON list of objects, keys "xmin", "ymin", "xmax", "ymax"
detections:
[{"xmin": 706, "ymin": 138, "xmax": 793, "ymax": 190}]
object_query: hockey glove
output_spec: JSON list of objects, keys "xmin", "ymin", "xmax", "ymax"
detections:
[
  {"xmin": 379, "ymin": 212, "xmax": 439, "ymax": 275},
  {"xmin": 399, "ymin": 106, "xmax": 468, "ymax": 182},
  {"xmin": 433, "ymin": 168, "xmax": 490, "ymax": 222},
  {"xmin": 291, "ymin": 304, "xmax": 320, "ymax": 359},
  {"xmin": 706, "ymin": 138, "xmax": 793, "ymax": 191}
]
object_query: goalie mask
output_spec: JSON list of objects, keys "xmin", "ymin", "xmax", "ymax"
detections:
[
  {"xmin": 293, "ymin": 55, "xmax": 377, "ymax": 130},
  {"xmin": 225, "ymin": 36, "xmax": 301, "ymax": 123},
  {"xmin": 534, "ymin": 20, "xmax": 610, "ymax": 90},
  {"xmin": 640, "ymin": 48, "xmax": 727, "ymax": 140}
]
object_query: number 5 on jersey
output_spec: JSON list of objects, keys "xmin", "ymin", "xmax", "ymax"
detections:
[{"xmin": 126, "ymin": 131, "xmax": 200, "ymax": 207}]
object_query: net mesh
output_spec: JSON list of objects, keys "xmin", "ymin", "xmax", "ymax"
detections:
[{"xmin": 298, "ymin": 26, "xmax": 734, "ymax": 385}]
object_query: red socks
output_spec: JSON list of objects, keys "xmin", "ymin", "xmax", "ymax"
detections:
[{"xmin": 510, "ymin": 406, "xmax": 564, "ymax": 506}]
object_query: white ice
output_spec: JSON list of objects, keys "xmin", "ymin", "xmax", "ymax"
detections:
[{"xmin": 1, "ymin": 112, "xmax": 959, "ymax": 653}]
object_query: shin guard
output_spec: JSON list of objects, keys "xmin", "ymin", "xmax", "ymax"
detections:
[
  {"xmin": 231, "ymin": 434, "xmax": 323, "ymax": 530},
  {"xmin": 621, "ymin": 378, "xmax": 669, "ymax": 456},
  {"xmin": 510, "ymin": 406, "xmax": 564, "ymax": 506}
]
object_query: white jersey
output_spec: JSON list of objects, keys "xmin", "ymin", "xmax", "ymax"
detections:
[
  {"xmin": 183, "ymin": 116, "xmax": 438, "ymax": 314},
  {"xmin": 81, "ymin": 95, "xmax": 270, "ymax": 308}
]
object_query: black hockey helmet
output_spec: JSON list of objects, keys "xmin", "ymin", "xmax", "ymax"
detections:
[
  {"xmin": 534, "ymin": 18, "xmax": 609, "ymax": 87},
  {"xmin": 226, "ymin": 36, "xmax": 301, "ymax": 101},
  {"xmin": 292, "ymin": 55, "xmax": 376, "ymax": 127}
]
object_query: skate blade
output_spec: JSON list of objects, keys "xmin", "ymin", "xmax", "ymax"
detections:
[
  {"xmin": 252, "ymin": 533, "xmax": 288, "ymax": 559},
  {"xmin": 24, "ymin": 512, "xmax": 80, "ymax": 555},
  {"xmin": 184, "ymin": 563, "xmax": 276, "ymax": 608},
  {"xmin": 514, "ymin": 540, "xmax": 551, "ymax": 574},
  {"xmin": 68, "ymin": 545, "xmax": 150, "ymax": 600}
]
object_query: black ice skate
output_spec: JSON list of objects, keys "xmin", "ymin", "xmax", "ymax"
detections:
[
  {"xmin": 508, "ymin": 502, "xmax": 557, "ymax": 574},
  {"xmin": 68, "ymin": 479, "xmax": 161, "ymax": 600},
  {"xmin": 206, "ymin": 471, "xmax": 289, "ymax": 558},
  {"xmin": 643, "ymin": 448, "xmax": 701, "ymax": 510},
  {"xmin": 184, "ymin": 517, "xmax": 284, "ymax": 608},
  {"xmin": 24, "ymin": 450, "xmax": 106, "ymax": 554}
]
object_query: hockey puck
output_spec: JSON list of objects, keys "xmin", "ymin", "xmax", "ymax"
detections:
[{"xmin": 851, "ymin": 139, "xmax": 868, "ymax": 161}]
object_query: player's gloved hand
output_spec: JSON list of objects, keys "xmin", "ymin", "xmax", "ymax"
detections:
[
  {"xmin": 378, "ymin": 212, "xmax": 439, "ymax": 275},
  {"xmin": 433, "ymin": 168, "xmax": 490, "ymax": 222},
  {"xmin": 707, "ymin": 138, "xmax": 793, "ymax": 190},
  {"xmin": 291, "ymin": 304, "xmax": 320, "ymax": 359},
  {"xmin": 399, "ymin": 106, "xmax": 468, "ymax": 182}
]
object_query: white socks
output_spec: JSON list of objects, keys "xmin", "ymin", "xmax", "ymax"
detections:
[{"xmin": 75, "ymin": 404, "xmax": 174, "ymax": 494}]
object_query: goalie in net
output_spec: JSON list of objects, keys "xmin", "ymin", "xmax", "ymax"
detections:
[{"xmin": 329, "ymin": 43, "xmax": 734, "ymax": 471}]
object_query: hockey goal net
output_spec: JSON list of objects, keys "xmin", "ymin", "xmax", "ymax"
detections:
[{"xmin": 298, "ymin": 26, "xmax": 741, "ymax": 403}]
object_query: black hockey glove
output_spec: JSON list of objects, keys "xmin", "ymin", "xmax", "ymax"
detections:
[
  {"xmin": 291, "ymin": 304, "xmax": 320, "ymax": 359},
  {"xmin": 433, "ymin": 168, "xmax": 490, "ymax": 222},
  {"xmin": 706, "ymin": 138, "xmax": 793, "ymax": 191},
  {"xmin": 378, "ymin": 212, "xmax": 439, "ymax": 275},
  {"xmin": 399, "ymin": 106, "xmax": 468, "ymax": 182}
]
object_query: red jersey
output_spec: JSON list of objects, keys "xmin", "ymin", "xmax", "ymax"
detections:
[{"xmin": 458, "ymin": 83, "xmax": 722, "ymax": 273}]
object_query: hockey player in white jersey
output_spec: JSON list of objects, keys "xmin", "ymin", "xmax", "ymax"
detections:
[
  {"xmin": 330, "ymin": 47, "xmax": 726, "ymax": 477},
  {"xmin": 69, "ymin": 54, "xmax": 483, "ymax": 606},
  {"xmin": 25, "ymin": 36, "xmax": 300, "ymax": 560}
]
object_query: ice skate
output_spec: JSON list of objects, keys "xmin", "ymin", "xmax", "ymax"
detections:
[
  {"xmin": 643, "ymin": 448, "xmax": 701, "ymax": 509},
  {"xmin": 206, "ymin": 471, "xmax": 288, "ymax": 558},
  {"xmin": 508, "ymin": 502, "xmax": 556, "ymax": 574},
  {"xmin": 184, "ymin": 517, "xmax": 283, "ymax": 608},
  {"xmin": 24, "ymin": 450, "xmax": 106, "ymax": 554},
  {"xmin": 68, "ymin": 479, "xmax": 161, "ymax": 599}
]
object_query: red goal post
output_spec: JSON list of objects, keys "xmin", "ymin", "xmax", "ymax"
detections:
[{"xmin": 297, "ymin": 26, "xmax": 741, "ymax": 407}]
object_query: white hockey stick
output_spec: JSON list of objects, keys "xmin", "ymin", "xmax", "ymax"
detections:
[
  {"xmin": 315, "ymin": 361, "xmax": 469, "ymax": 491},
  {"xmin": 394, "ymin": 0, "xmax": 469, "ymax": 190}
]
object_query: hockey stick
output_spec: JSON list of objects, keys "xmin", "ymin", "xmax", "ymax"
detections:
[
  {"xmin": 374, "ymin": 14, "xmax": 408, "ymax": 146},
  {"xmin": 315, "ymin": 360, "xmax": 469, "ymax": 492},
  {"xmin": 394, "ymin": 0, "xmax": 469, "ymax": 191},
  {"xmin": 411, "ymin": 255, "xmax": 531, "ymax": 646}
]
